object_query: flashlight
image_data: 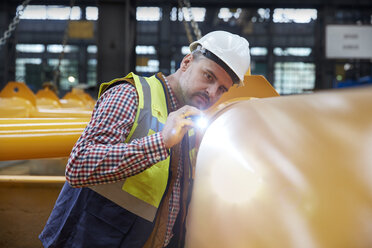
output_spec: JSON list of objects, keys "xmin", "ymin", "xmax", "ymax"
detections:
[{"xmin": 189, "ymin": 115, "xmax": 209, "ymax": 129}]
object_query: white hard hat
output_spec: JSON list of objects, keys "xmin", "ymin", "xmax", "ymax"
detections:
[{"xmin": 190, "ymin": 30, "xmax": 250, "ymax": 84}]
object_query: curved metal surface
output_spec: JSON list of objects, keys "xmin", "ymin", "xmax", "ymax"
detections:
[
  {"xmin": 0, "ymin": 118, "xmax": 89, "ymax": 131},
  {"xmin": 186, "ymin": 87, "xmax": 372, "ymax": 248},
  {"xmin": 0, "ymin": 82, "xmax": 94, "ymax": 118},
  {"xmin": 0, "ymin": 131, "xmax": 83, "ymax": 161}
]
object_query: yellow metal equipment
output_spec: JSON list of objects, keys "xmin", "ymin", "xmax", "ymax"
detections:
[
  {"xmin": 0, "ymin": 118, "xmax": 89, "ymax": 160},
  {"xmin": 36, "ymin": 87, "xmax": 62, "ymax": 108},
  {"xmin": 2, "ymin": 73, "xmax": 372, "ymax": 248},
  {"xmin": 186, "ymin": 86, "xmax": 372, "ymax": 248},
  {"xmin": 0, "ymin": 81, "xmax": 37, "ymax": 118},
  {"xmin": 0, "ymin": 117, "xmax": 89, "ymax": 129},
  {"xmin": 61, "ymin": 88, "xmax": 95, "ymax": 109},
  {"xmin": 0, "ymin": 175, "xmax": 65, "ymax": 184},
  {"xmin": 0, "ymin": 81, "xmax": 94, "ymax": 118}
]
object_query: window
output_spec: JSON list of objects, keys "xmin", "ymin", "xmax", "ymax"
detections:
[
  {"xmin": 273, "ymin": 8, "xmax": 317, "ymax": 23},
  {"xmin": 137, "ymin": 7, "xmax": 161, "ymax": 21},
  {"xmin": 218, "ymin": 8, "xmax": 242, "ymax": 22},
  {"xmin": 87, "ymin": 59, "xmax": 97, "ymax": 86},
  {"xmin": 136, "ymin": 60, "xmax": 159, "ymax": 73},
  {"xmin": 136, "ymin": 46, "xmax": 156, "ymax": 55},
  {"xmin": 16, "ymin": 44, "xmax": 45, "ymax": 53},
  {"xmin": 47, "ymin": 45, "xmax": 79, "ymax": 53},
  {"xmin": 250, "ymin": 47, "xmax": 268, "ymax": 56},
  {"xmin": 86, "ymin": 7, "xmax": 98, "ymax": 20},
  {"xmin": 274, "ymin": 62, "xmax": 315, "ymax": 94},
  {"xmin": 16, "ymin": 58, "xmax": 42, "ymax": 82},
  {"xmin": 48, "ymin": 59, "xmax": 79, "ymax": 90},
  {"xmin": 20, "ymin": 5, "xmax": 81, "ymax": 20},
  {"xmin": 87, "ymin": 45, "xmax": 97, "ymax": 54},
  {"xmin": 257, "ymin": 8, "xmax": 270, "ymax": 21},
  {"xmin": 171, "ymin": 7, "xmax": 206, "ymax": 22},
  {"xmin": 274, "ymin": 47, "xmax": 312, "ymax": 56}
]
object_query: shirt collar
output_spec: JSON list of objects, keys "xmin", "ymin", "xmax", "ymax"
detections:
[{"xmin": 156, "ymin": 72, "xmax": 180, "ymax": 112}]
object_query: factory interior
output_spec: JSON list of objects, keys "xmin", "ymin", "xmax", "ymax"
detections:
[{"xmin": 0, "ymin": 0, "xmax": 372, "ymax": 247}]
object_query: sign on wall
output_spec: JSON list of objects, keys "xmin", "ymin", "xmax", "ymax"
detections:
[
  {"xmin": 68, "ymin": 21, "xmax": 94, "ymax": 39},
  {"xmin": 326, "ymin": 25, "xmax": 372, "ymax": 59}
]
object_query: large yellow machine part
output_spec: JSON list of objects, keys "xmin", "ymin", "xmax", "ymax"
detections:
[
  {"xmin": 185, "ymin": 86, "xmax": 372, "ymax": 248},
  {"xmin": 0, "ymin": 118, "xmax": 89, "ymax": 160},
  {"xmin": 36, "ymin": 87, "xmax": 62, "ymax": 108},
  {"xmin": 0, "ymin": 81, "xmax": 38, "ymax": 118},
  {"xmin": 0, "ymin": 81, "xmax": 94, "ymax": 118},
  {"xmin": 61, "ymin": 88, "xmax": 96, "ymax": 109}
]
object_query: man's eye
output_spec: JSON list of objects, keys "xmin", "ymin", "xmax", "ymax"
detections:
[
  {"xmin": 204, "ymin": 73, "xmax": 212, "ymax": 81},
  {"xmin": 219, "ymin": 86, "xmax": 227, "ymax": 93}
]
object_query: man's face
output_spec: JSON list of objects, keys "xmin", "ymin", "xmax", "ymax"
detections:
[{"xmin": 179, "ymin": 54, "xmax": 234, "ymax": 110}]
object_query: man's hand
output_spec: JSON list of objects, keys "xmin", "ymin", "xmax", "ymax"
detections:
[{"xmin": 162, "ymin": 105, "xmax": 202, "ymax": 149}]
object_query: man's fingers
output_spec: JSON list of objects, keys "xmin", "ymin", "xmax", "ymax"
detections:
[
  {"xmin": 181, "ymin": 118, "xmax": 194, "ymax": 128},
  {"xmin": 179, "ymin": 105, "xmax": 203, "ymax": 118}
]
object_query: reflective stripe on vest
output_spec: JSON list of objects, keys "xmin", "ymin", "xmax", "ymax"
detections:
[{"xmin": 90, "ymin": 73, "xmax": 170, "ymax": 222}]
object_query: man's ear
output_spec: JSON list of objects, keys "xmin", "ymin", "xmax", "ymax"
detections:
[{"xmin": 180, "ymin": 54, "xmax": 193, "ymax": 72}]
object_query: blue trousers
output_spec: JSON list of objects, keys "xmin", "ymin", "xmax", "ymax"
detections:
[{"xmin": 39, "ymin": 182, "xmax": 155, "ymax": 248}]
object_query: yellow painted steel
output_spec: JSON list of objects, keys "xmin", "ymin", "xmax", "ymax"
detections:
[
  {"xmin": 35, "ymin": 87, "xmax": 94, "ymax": 117},
  {"xmin": 0, "ymin": 175, "xmax": 65, "ymax": 184},
  {"xmin": 0, "ymin": 131, "xmax": 83, "ymax": 160},
  {"xmin": 0, "ymin": 118, "xmax": 88, "ymax": 131},
  {"xmin": 0, "ymin": 97, "xmax": 37, "ymax": 118},
  {"xmin": 35, "ymin": 87, "xmax": 94, "ymax": 118},
  {"xmin": 0, "ymin": 81, "xmax": 95, "ymax": 118},
  {"xmin": 0, "ymin": 117, "xmax": 89, "ymax": 125},
  {"xmin": 0, "ymin": 118, "xmax": 88, "ymax": 160},
  {"xmin": 36, "ymin": 88, "xmax": 62, "ymax": 108},
  {"xmin": 0, "ymin": 117, "xmax": 89, "ymax": 123},
  {"xmin": 206, "ymin": 74, "xmax": 279, "ymax": 116},
  {"xmin": 31, "ymin": 108, "xmax": 93, "ymax": 118},
  {"xmin": 186, "ymin": 87, "xmax": 372, "ymax": 248},
  {"xmin": 0, "ymin": 82, "xmax": 38, "ymax": 118},
  {"xmin": 0, "ymin": 128, "xmax": 85, "ymax": 135},
  {"xmin": 62, "ymin": 88, "xmax": 95, "ymax": 109},
  {"xmin": 0, "ymin": 81, "xmax": 37, "ymax": 105}
]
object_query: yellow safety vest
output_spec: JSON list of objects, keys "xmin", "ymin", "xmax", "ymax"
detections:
[{"xmin": 90, "ymin": 73, "xmax": 195, "ymax": 222}]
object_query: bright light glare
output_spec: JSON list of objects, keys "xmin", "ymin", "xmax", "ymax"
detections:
[
  {"xmin": 68, "ymin": 76, "xmax": 75, "ymax": 83},
  {"xmin": 195, "ymin": 116, "xmax": 208, "ymax": 129},
  {"xmin": 210, "ymin": 161, "xmax": 262, "ymax": 204},
  {"xmin": 201, "ymin": 118, "xmax": 263, "ymax": 204}
]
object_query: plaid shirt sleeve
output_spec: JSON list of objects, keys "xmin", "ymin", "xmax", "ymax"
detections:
[{"xmin": 65, "ymin": 82, "xmax": 169, "ymax": 187}]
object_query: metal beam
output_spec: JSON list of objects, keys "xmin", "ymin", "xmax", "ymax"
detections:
[
  {"xmin": 0, "ymin": 2, "xmax": 17, "ymax": 89},
  {"xmin": 97, "ymin": 0, "xmax": 136, "ymax": 84},
  {"xmin": 157, "ymin": 3, "xmax": 172, "ymax": 75}
]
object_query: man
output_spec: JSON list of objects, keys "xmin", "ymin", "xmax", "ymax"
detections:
[{"xmin": 39, "ymin": 30, "xmax": 250, "ymax": 248}]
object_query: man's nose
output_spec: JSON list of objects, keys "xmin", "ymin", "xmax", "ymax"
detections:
[{"xmin": 206, "ymin": 83, "xmax": 220, "ymax": 100}]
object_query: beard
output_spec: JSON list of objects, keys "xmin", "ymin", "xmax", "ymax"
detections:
[{"xmin": 189, "ymin": 92, "xmax": 210, "ymax": 110}]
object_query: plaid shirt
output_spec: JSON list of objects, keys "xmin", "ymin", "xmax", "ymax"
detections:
[{"xmin": 65, "ymin": 73, "xmax": 182, "ymax": 247}]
